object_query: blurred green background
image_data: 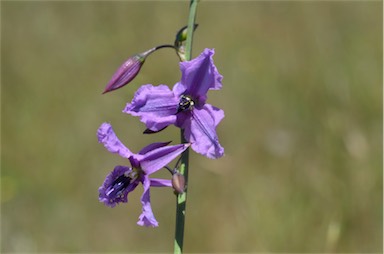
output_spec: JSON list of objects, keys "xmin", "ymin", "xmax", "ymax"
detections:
[{"xmin": 1, "ymin": 1, "xmax": 382, "ymax": 253}]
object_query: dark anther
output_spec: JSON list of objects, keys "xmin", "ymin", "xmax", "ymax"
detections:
[
  {"xmin": 106, "ymin": 174, "xmax": 131, "ymax": 198},
  {"xmin": 177, "ymin": 95, "xmax": 195, "ymax": 113}
]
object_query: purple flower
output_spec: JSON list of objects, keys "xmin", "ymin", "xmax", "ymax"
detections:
[
  {"xmin": 123, "ymin": 48, "xmax": 224, "ymax": 159},
  {"xmin": 97, "ymin": 122, "xmax": 189, "ymax": 227}
]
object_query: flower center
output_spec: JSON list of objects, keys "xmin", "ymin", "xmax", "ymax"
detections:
[
  {"xmin": 106, "ymin": 170, "xmax": 138, "ymax": 199},
  {"xmin": 177, "ymin": 95, "xmax": 195, "ymax": 113}
]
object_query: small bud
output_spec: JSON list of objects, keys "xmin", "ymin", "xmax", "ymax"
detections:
[
  {"xmin": 172, "ymin": 172, "xmax": 185, "ymax": 194},
  {"xmin": 102, "ymin": 48, "xmax": 155, "ymax": 94},
  {"xmin": 174, "ymin": 24, "xmax": 198, "ymax": 62},
  {"xmin": 174, "ymin": 24, "xmax": 199, "ymax": 47}
]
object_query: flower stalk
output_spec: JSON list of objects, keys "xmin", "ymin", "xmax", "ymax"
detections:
[{"xmin": 174, "ymin": 1, "xmax": 199, "ymax": 253}]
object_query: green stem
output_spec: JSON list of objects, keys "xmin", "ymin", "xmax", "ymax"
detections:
[
  {"xmin": 185, "ymin": 0, "xmax": 198, "ymax": 61},
  {"xmin": 173, "ymin": 131, "xmax": 189, "ymax": 254},
  {"xmin": 174, "ymin": 1, "xmax": 198, "ymax": 254}
]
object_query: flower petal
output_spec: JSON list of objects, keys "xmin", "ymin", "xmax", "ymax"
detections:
[
  {"xmin": 137, "ymin": 176, "xmax": 159, "ymax": 227},
  {"xmin": 150, "ymin": 178, "xmax": 172, "ymax": 187},
  {"xmin": 123, "ymin": 84, "xmax": 179, "ymax": 131},
  {"xmin": 172, "ymin": 81, "xmax": 187, "ymax": 98},
  {"xmin": 183, "ymin": 104, "xmax": 224, "ymax": 159},
  {"xmin": 98, "ymin": 165, "xmax": 138, "ymax": 207},
  {"xmin": 97, "ymin": 123, "xmax": 133, "ymax": 158},
  {"xmin": 138, "ymin": 141, "xmax": 172, "ymax": 155},
  {"xmin": 140, "ymin": 143, "xmax": 190, "ymax": 175},
  {"xmin": 179, "ymin": 48, "xmax": 223, "ymax": 102}
]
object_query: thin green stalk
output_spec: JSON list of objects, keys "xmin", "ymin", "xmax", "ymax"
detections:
[
  {"xmin": 173, "ymin": 130, "xmax": 189, "ymax": 254},
  {"xmin": 174, "ymin": 1, "xmax": 198, "ymax": 254},
  {"xmin": 185, "ymin": 0, "xmax": 198, "ymax": 61}
]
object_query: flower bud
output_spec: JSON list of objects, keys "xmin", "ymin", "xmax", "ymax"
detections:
[
  {"xmin": 172, "ymin": 172, "xmax": 185, "ymax": 194},
  {"xmin": 174, "ymin": 24, "xmax": 198, "ymax": 62},
  {"xmin": 102, "ymin": 48, "xmax": 156, "ymax": 94},
  {"xmin": 174, "ymin": 24, "xmax": 198, "ymax": 47}
]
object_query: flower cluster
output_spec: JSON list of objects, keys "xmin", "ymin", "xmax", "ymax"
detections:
[{"xmin": 98, "ymin": 37, "xmax": 224, "ymax": 226}]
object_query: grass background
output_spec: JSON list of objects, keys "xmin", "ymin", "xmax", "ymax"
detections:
[{"xmin": 1, "ymin": 1, "xmax": 382, "ymax": 253}]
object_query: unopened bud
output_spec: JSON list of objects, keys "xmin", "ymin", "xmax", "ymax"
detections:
[
  {"xmin": 172, "ymin": 172, "xmax": 185, "ymax": 194},
  {"xmin": 174, "ymin": 24, "xmax": 198, "ymax": 47},
  {"xmin": 102, "ymin": 48, "xmax": 155, "ymax": 94},
  {"xmin": 174, "ymin": 24, "xmax": 198, "ymax": 62}
]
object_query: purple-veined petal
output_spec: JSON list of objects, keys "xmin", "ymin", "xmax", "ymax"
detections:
[
  {"xmin": 208, "ymin": 51, "xmax": 223, "ymax": 91},
  {"xmin": 140, "ymin": 143, "xmax": 190, "ymax": 175},
  {"xmin": 150, "ymin": 178, "xmax": 172, "ymax": 187},
  {"xmin": 175, "ymin": 110, "xmax": 191, "ymax": 129},
  {"xmin": 172, "ymin": 82, "xmax": 187, "ymax": 98},
  {"xmin": 123, "ymin": 84, "xmax": 179, "ymax": 131},
  {"xmin": 97, "ymin": 123, "xmax": 133, "ymax": 158},
  {"xmin": 138, "ymin": 141, "xmax": 172, "ymax": 155},
  {"xmin": 179, "ymin": 48, "xmax": 223, "ymax": 103},
  {"xmin": 206, "ymin": 103, "xmax": 225, "ymax": 126},
  {"xmin": 183, "ymin": 104, "xmax": 224, "ymax": 159},
  {"xmin": 98, "ymin": 165, "xmax": 138, "ymax": 207},
  {"xmin": 137, "ymin": 176, "xmax": 158, "ymax": 227}
]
